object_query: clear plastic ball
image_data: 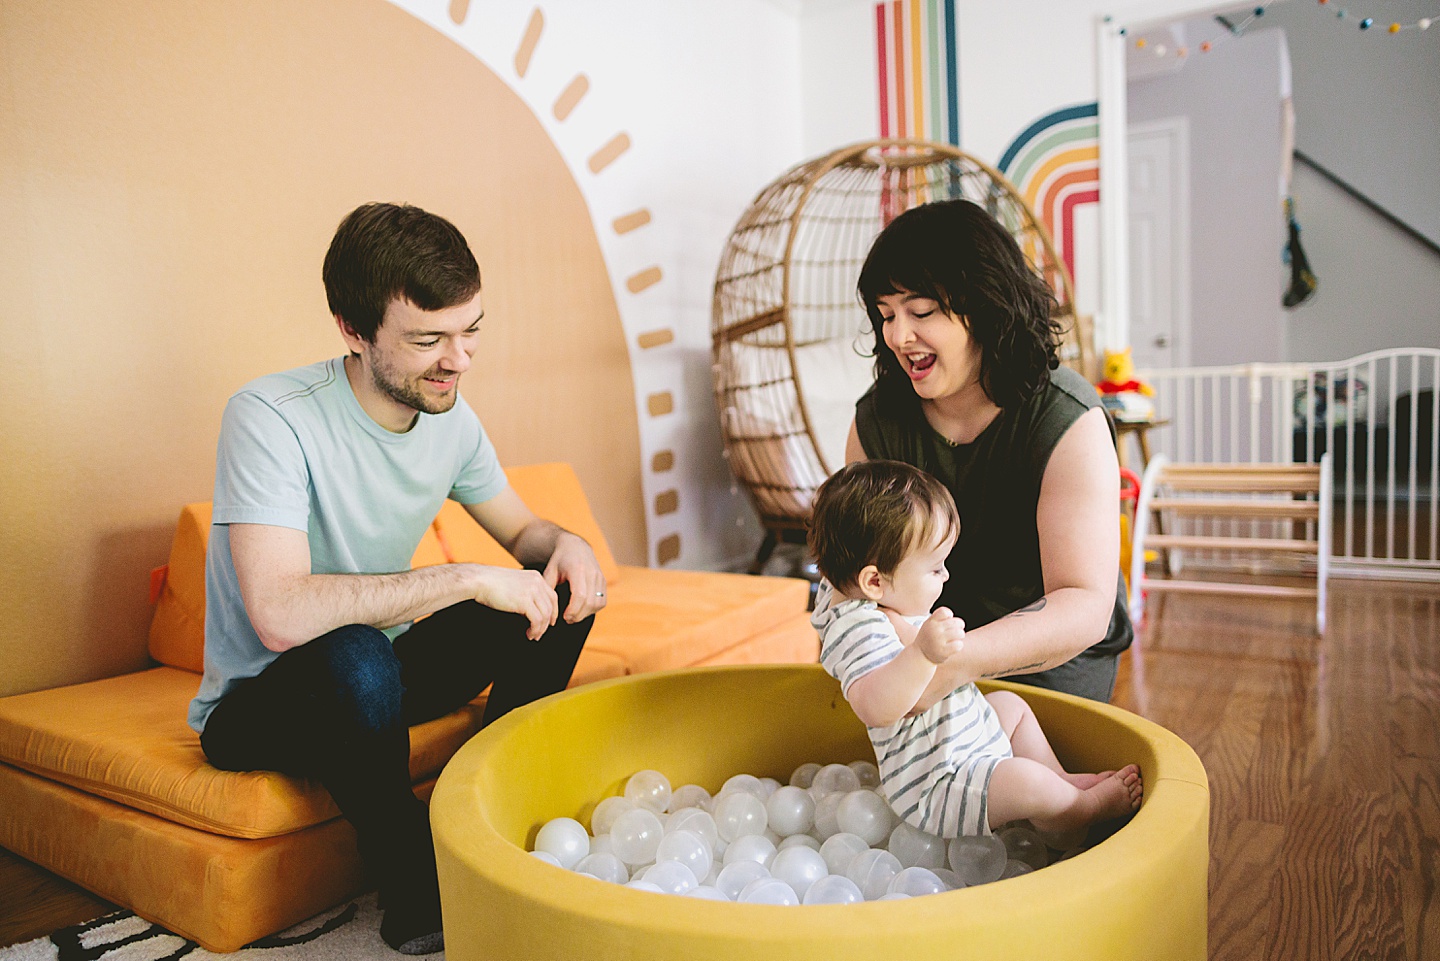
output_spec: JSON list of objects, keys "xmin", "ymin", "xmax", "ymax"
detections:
[
  {"xmin": 666, "ymin": 807, "xmax": 719, "ymax": 850},
  {"xmin": 811, "ymin": 791, "xmax": 844, "ymax": 840},
  {"xmin": 640, "ymin": 859, "xmax": 698, "ymax": 895},
  {"xmin": 686, "ymin": 885, "xmax": 730, "ymax": 901},
  {"xmin": 932, "ymin": 868, "xmax": 963, "ymax": 891},
  {"xmin": 770, "ymin": 845, "xmax": 828, "ymax": 900},
  {"xmin": 887, "ymin": 821, "xmax": 948, "ymax": 870},
  {"xmin": 765, "ymin": 785, "xmax": 816, "ymax": 838},
  {"xmin": 845, "ymin": 848, "xmax": 902, "ymax": 900},
  {"xmin": 877, "ymin": 892, "xmax": 912, "ymax": 900},
  {"xmin": 625, "ymin": 769, "xmax": 673, "ymax": 813},
  {"xmin": 836, "ymin": 790, "xmax": 894, "ymax": 846},
  {"xmin": 947, "ymin": 835, "xmax": 1007, "ymax": 886},
  {"xmin": 777, "ymin": 834, "xmax": 822, "ymax": 853},
  {"xmin": 887, "ymin": 866, "xmax": 947, "ymax": 897},
  {"xmin": 818, "ymin": 832, "xmax": 871, "ymax": 876},
  {"xmin": 757, "ymin": 777, "xmax": 782, "ymax": 799},
  {"xmin": 624, "ymin": 879, "xmax": 664, "ymax": 893},
  {"xmin": 655, "ymin": 828, "xmax": 713, "ymax": 882},
  {"xmin": 789, "ymin": 762, "xmax": 821, "ymax": 788},
  {"xmin": 719, "ymin": 773, "xmax": 766, "ymax": 799},
  {"xmin": 573, "ymin": 852, "xmax": 629, "ymax": 884},
  {"xmin": 713, "ymin": 790, "xmax": 768, "ymax": 841},
  {"xmin": 801, "ymin": 873, "xmax": 864, "ymax": 905},
  {"xmin": 998, "ymin": 825, "xmax": 1049, "ymax": 870},
  {"xmin": 1001, "ymin": 859, "xmax": 1035, "ymax": 879},
  {"xmin": 610, "ymin": 807, "xmax": 665, "ymax": 866},
  {"xmin": 669, "ymin": 783, "xmax": 713, "ymax": 813},
  {"xmin": 810, "ymin": 762, "xmax": 862, "ymax": 798},
  {"xmin": 589, "ymin": 795, "xmax": 635, "ymax": 837},
  {"xmin": 738, "ymin": 877, "xmax": 799, "ymax": 905},
  {"xmin": 722, "ymin": 833, "xmax": 776, "ymax": 869},
  {"xmin": 533, "ymin": 817, "xmax": 590, "ymax": 870},
  {"xmin": 529, "ymin": 850, "xmax": 562, "ymax": 867},
  {"xmin": 847, "ymin": 760, "xmax": 881, "ymax": 788},
  {"xmin": 714, "ymin": 860, "xmax": 770, "ymax": 900}
]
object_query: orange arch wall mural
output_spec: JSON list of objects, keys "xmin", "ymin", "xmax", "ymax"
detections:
[{"xmin": 996, "ymin": 103, "xmax": 1101, "ymax": 286}]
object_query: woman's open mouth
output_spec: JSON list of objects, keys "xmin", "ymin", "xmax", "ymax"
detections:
[{"xmin": 907, "ymin": 353, "xmax": 936, "ymax": 380}]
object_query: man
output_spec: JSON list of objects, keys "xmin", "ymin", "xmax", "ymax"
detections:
[{"xmin": 188, "ymin": 203, "xmax": 606, "ymax": 955}]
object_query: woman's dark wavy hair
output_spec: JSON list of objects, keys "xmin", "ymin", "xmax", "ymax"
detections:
[{"xmin": 857, "ymin": 199, "xmax": 1064, "ymax": 414}]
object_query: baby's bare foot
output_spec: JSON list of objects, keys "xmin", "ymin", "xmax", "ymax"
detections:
[
  {"xmin": 1063, "ymin": 770, "xmax": 1114, "ymax": 790},
  {"xmin": 1089, "ymin": 764, "xmax": 1143, "ymax": 820}
]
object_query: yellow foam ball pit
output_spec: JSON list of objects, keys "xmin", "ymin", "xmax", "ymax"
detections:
[{"xmin": 432, "ymin": 664, "xmax": 1208, "ymax": 961}]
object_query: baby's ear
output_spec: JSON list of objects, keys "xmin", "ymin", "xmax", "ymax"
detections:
[{"xmin": 856, "ymin": 565, "xmax": 886, "ymax": 602}]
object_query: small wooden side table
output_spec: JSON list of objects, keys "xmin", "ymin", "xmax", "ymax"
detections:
[{"xmin": 1115, "ymin": 418, "xmax": 1169, "ymax": 470}]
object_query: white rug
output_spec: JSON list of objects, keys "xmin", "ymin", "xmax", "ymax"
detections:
[{"xmin": 0, "ymin": 893, "xmax": 437, "ymax": 961}]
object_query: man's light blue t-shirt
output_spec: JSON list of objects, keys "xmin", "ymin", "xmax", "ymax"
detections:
[{"xmin": 188, "ymin": 357, "xmax": 507, "ymax": 733}]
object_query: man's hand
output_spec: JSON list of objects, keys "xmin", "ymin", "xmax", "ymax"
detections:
[
  {"xmin": 543, "ymin": 532, "xmax": 607, "ymax": 624},
  {"xmin": 915, "ymin": 607, "xmax": 965, "ymax": 665},
  {"xmin": 472, "ymin": 567, "xmax": 558, "ymax": 640}
]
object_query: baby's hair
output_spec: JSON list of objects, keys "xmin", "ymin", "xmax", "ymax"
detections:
[{"xmin": 808, "ymin": 460, "xmax": 960, "ymax": 593}]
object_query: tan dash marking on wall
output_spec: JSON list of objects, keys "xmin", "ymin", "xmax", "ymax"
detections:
[
  {"xmin": 612, "ymin": 209, "xmax": 652, "ymax": 234},
  {"xmin": 636, "ymin": 329, "xmax": 674, "ymax": 349},
  {"xmin": 588, "ymin": 133, "xmax": 631, "ymax": 174},
  {"xmin": 646, "ymin": 392, "xmax": 674, "ymax": 417},
  {"xmin": 515, "ymin": 9, "xmax": 544, "ymax": 77},
  {"xmin": 626, "ymin": 267, "xmax": 662, "ymax": 294},
  {"xmin": 651, "ymin": 450, "xmax": 675, "ymax": 472},
  {"xmin": 448, "ymin": 0, "xmax": 470, "ymax": 25},
  {"xmin": 655, "ymin": 490, "xmax": 679, "ymax": 515},
  {"xmin": 553, "ymin": 74, "xmax": 589, "ymax": 121},
  {"xmin": 657, "ymin": 534, "xmax": 681, "ymax": 565}
]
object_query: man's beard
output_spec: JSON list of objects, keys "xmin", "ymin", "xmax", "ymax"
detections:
[{"xmin": 370, "ymin": 360, "xmax": 460, "ymax": 416}]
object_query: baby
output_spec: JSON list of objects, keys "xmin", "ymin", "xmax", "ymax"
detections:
[{"xmin": 808, "ymin": 459, "xmax": 1142, "ymax": 839}]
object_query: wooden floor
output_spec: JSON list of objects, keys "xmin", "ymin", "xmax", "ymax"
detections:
[{"xmin": 2, "ymin": 579, "xmax": 1438, "ymax": 955}]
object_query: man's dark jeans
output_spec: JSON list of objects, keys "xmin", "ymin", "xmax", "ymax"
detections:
[{"xmin": 199, "ymin": 588, "xmax": 592, "ymax": 922}]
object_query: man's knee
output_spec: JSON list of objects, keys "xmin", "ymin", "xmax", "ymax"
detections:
[{"xmin": 309, "ymin": 625, "xmax": 404, "ymax": 726}]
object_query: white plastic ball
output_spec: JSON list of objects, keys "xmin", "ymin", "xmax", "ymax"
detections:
[
  {"xmin": 789, "ymin": 762, "xmax": 821, "ymax": 788},
  {"xmin": 738, "ymin": 877, "xmax": 799, "ymax": 905},
  {"xmin": 845, "ymin": 848, "xmax": 902, "ymax": 900},
  {"xmin": 589, "ymin": 833, "xmax": 615, "ymax": 857},
  {"xmin": 998, "ymin": 825, "xmax": 1049, "ymax": 870},
  {"xmin": 589, "ymin": 795, "xmax": 635, "ymax": 837},
  {"xmin": 777, "ymin": 834, "xmax": 822, "ymax": 853},
  {"xmin": 770, "ymin": 845, "xmax": 829, "ymax": 900},
  {"xmin": 836, "ymin": 790, "xmax": 894, "ymax": 846},
  {"xmin": 686, "ymin": 885, "xmax": 730, "ymax": 901},
  {"xmin": 610, "ymin": 807, "xmax": 665, "ymax": 866},
  {"xmin": 1001, "ymin": 859, "xmax": 1035, "ymax": 879},
  {"xmin": 757, "ymin": 777, "xmax": 782, "ymax": 799},
  {"xmin": 713, "ymin": 791, "xmax": 768, "ymax": 841},
  {"xmin": 641, "ymin": 859, "xmax": 698, "ymax": 895},
  {"xmin": 714, "ymin": 860, "xmax": 770, "ymax": 900},
  {"xmin": 655, "ymin": 829, "xmax": 713, "ymax": 882},
  {"xmin": 878, "ymin": 892, "xmax": 912, "ymax": 900},
  {"xmin": 847, "ymin": 760, "xmax": 881, "ymax": 788},
  {"xmin": 947, "ymin": 835, "xmax": 1007, "ymax": 886},
  {"xmin": 529, "ymin": 850, "xmax": 562, "ymax": 867},
  {"xmin": 573, "ymin": 852, "xmax": 629, "ymax": 884},
  {"xmin": 932, "ymin": 868, "xmax": 963, "ymax": 891},
  {"xmin": 625, "ymin": 769, "xmax": 673, "ymax": 813},
  {"xmin": 722, "ymin": 833, "xmax": 776, "ymax": 869},
  {"xmin": 666, "ymin": 807, "xmax": 719, "ymax": 849},
  {"xmin": 669, "ymin": 783, "xmax": 712, "ymax": 813},
  {"xmin": 719, "ymin": 773, "xmax": 766, "ymax": 799},
  {"xmin": 811, "ymin": 792, "xmax": 844, "ymax": 840},
  {"xmin": 888, "ymin": 821, "xmax": 948, "ymax": 870},
  {"xmin": 801, "ymin": 873, "xmax": 864, "ymax": 905},
  {"xmin": 818, "ymin": 832, "xmax": 871, "ymax": 876},
  {"xmin": 810, "ymin": 763, "xmax": 862, "ymax": 798},
  {"xmin": 765, "ymin": 785, "xmax": 816, "ymax": 838},
  {"xmin": 887, "ymin": 866, "xmax": 947, "ymax": 897},
  {"xmin": 624, "ymin": 879, "xmax": 664, "ymax": 893},
  {"xmin": 533, "ymin": 817, "xmax": 590, "ymax": 870}
]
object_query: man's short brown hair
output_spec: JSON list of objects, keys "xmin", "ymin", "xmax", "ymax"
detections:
[{"xmin": 807, "ymin": 460, "xmax": 959, "ymax": 593}]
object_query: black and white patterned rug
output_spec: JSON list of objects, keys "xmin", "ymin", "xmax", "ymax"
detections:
[{"xmin": 1, "ymin": 894, "xmax": 432, "ymax": 961}]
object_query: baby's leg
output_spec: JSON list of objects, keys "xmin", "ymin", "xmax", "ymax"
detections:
[
  {"xmin": 985, "ymin": 691, "xmax": 1108, "ymax": 787},
  {"xmin": 986, "ymin": 757, "xmax": 1142, "ymax": 836}
]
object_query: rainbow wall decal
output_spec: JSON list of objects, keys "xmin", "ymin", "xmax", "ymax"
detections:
[
  {"xmin": 996, "ymin": 103, "xmax": 1100, "ymax": 283},
  {"xmin": 874, "ymin": 0, "xmax": 958, "ymax": 145}
]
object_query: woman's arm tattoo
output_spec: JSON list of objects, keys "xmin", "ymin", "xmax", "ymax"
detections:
[{"xmin": 1009, "ymin": 597, "xmax": 1048, "ymax": 616}]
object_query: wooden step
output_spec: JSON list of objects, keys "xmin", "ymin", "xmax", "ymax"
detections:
[
  {"xmin": 1145, "ymin": 534, "xmax": 1319, "ymax": 553},
  {"xmin": 1161, "ymin": 463, "xmax": 1321, "ymax": 494},
  {"xmin": 1150, "ymin": 498, "xmax": 1320, "ymax": 519},
  {"xmin": 1142, "ymin": 579, "xmax": 1319, "ymax": 599}
]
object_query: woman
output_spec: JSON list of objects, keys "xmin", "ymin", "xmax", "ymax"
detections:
[{"xmin": 843, "ymin": 199, "xmax": 1131, "ymax": 703}]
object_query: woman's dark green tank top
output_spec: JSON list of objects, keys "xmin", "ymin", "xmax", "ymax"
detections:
[{"xmin": 854, "ymin": 365, "xmax": 1133, "ymax": 685}]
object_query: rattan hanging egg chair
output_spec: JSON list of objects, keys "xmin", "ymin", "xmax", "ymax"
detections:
[{"xmin": 711, "ymin": 139, "xmax": 1092, "ymax": 572}]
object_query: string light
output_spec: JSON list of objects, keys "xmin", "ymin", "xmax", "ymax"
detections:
[{"xmin": 1125, "ymin": 2, "xmax": 1435, "ymax": 62}]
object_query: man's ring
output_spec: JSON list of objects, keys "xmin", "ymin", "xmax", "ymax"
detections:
[{"xmin": 596, "ymin": 591, "xmax": 606, "ymax": 597}]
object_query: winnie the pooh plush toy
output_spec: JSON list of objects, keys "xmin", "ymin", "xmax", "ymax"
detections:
[{"xmin": 1097, "ymin": 347, "xmax": 1156, "ymax": 422}]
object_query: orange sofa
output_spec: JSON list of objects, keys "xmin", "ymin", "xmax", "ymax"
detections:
[{"xmin": 0, "ymin": 463, "xmax": 817, "ymax": 951}]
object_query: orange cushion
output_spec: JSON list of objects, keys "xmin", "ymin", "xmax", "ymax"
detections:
[
  {"xmin": 0, "ymin": 667, "xmax": 483, "ymax": 839},
  {"xmin": 147, "ymin": 503, "xmax": 211, "ymax": 672},
  {"xmin": 582, "ymin": 566, "xmax": 810, "ymax": 674}
]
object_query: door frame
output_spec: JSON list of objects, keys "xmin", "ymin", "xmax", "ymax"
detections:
[{"xmin": 1127, "ymin": 115, "xmax": 1192, "ymax": 370}]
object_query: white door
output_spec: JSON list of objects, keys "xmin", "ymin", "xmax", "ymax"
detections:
[{"xmin": 1127, "ymin": 119, "xmax": 1190, "ymax": 371}]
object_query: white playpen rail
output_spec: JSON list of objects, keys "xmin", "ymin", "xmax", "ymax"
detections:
[{"xmin": 1138, "ymin": 347, "xmax": 1440, "ymax": 581}]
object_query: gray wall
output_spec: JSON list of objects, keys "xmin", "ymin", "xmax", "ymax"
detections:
[{"xmin": 1128, "ymin": 25, "xmax": 1289, "ymax": 366}]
